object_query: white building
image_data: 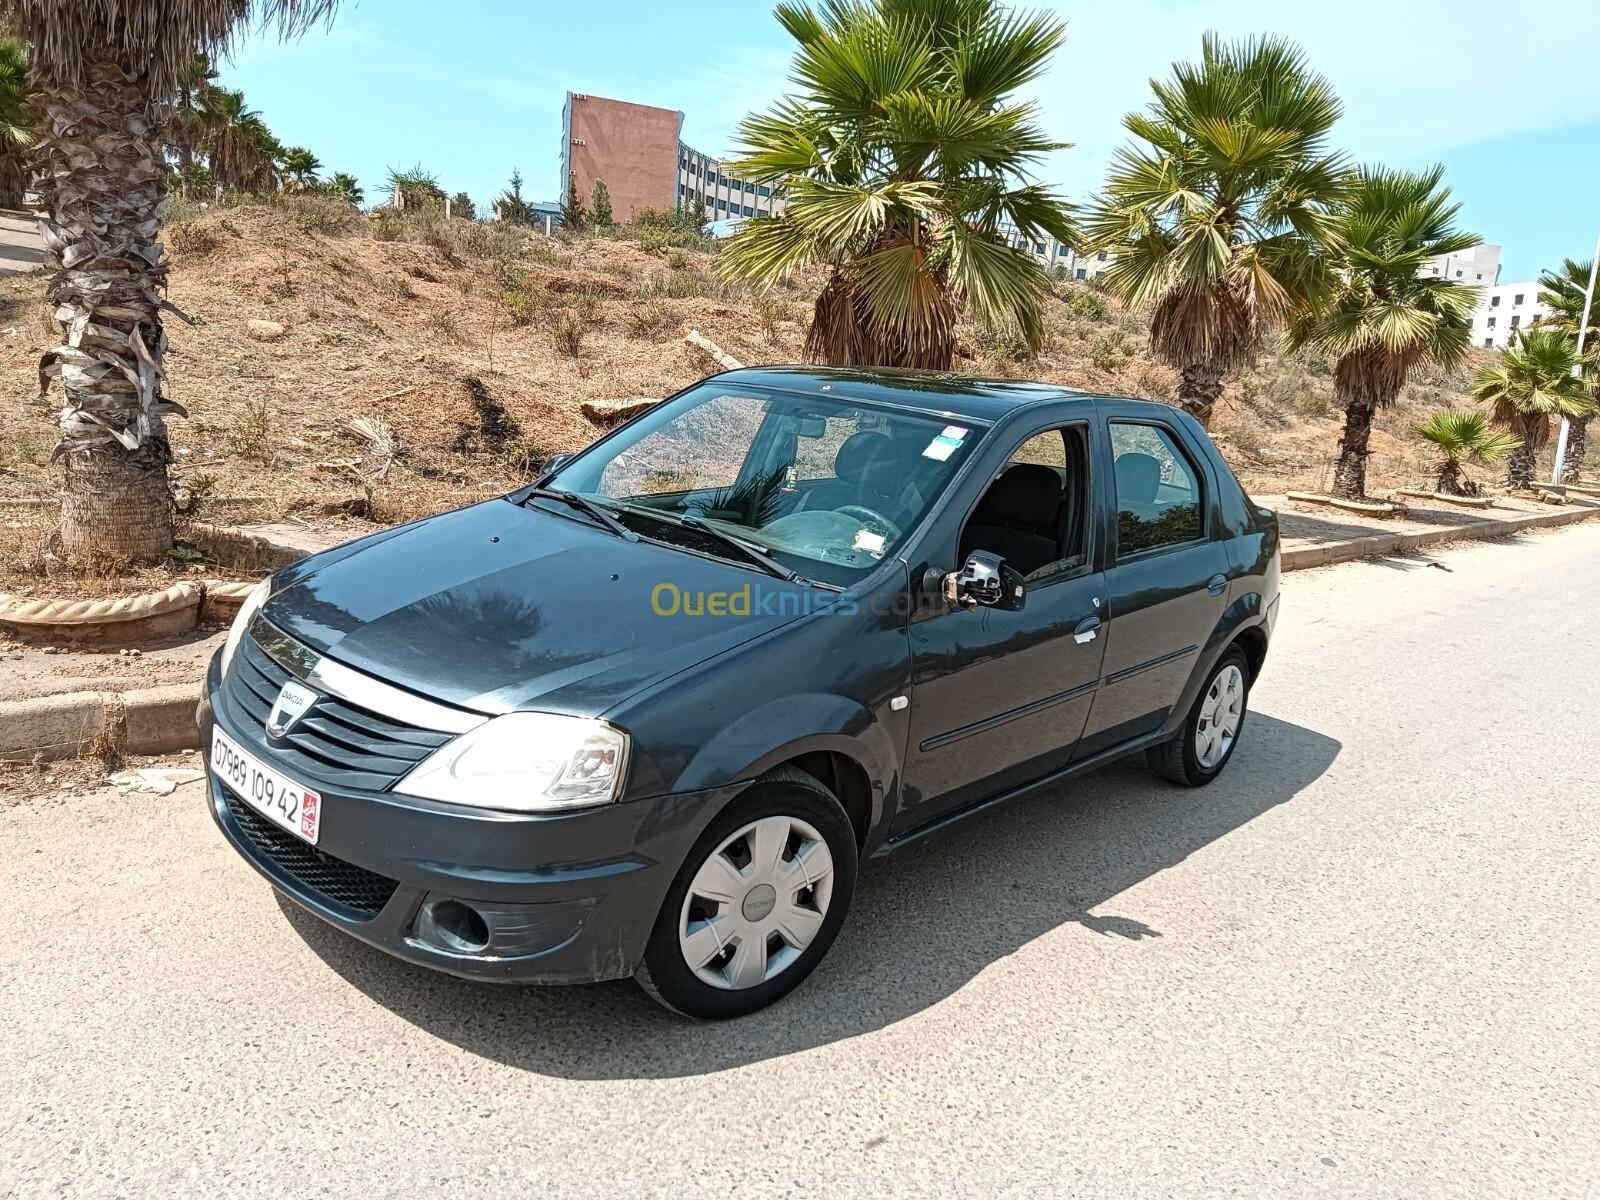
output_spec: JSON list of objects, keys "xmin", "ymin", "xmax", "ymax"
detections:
[
  {"xmin": 1472, "ymin": 280, "xmax": 1550, "ymax": 349},
  {"xmin": 1424, "ymin": 243, "xmax": 1501, "ymax": 290}
]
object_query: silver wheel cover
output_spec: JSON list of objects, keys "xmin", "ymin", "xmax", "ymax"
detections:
[
  {"xmin": 678, "ymin": 814, "xmax": 835, "ymax": 990},
  {"xmin": 1194, "ymin": 664, "xmax": 1245, "ymax": 769}
]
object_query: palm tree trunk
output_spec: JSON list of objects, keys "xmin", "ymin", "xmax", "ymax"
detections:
[
  {"xmin": 34, "ymin": 55, "xmax": 179, "ymax": 566},
  {"xmin": 1435, "ymin": 459, "xmax": 1464, "ymax": 495},
  {"xmin": 1504, "ymin": 443, "xmax": 1536, "ymax": 491},
  {"xmin": 1560, "ymin": 415, "xmax": 1590, "ymax": 483},
  {"xmin": 0, "ymin": 146, "xmax": 24, "ymax": 208},
  {"xmin": 1177, "ymin": 361, "xmax": 1224, "ymax": 428},
  {"xmin": 1331, "ymin": 399, "xmax": 1375, "ymax": 499}
]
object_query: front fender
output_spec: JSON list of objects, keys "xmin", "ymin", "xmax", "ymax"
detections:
[{"xmin": 672, "ymin": 691, "xmax": 902, "ymax": 847}]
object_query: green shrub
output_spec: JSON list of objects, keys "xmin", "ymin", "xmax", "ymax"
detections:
[{"xmin": 1065, "ymin": 287, "xmax": 1110, "ymax": 323}]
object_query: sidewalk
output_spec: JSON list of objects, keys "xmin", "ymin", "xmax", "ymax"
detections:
[{"xmin": 5, "ymin": 492, "xmax": 1599, "ymax": 762}]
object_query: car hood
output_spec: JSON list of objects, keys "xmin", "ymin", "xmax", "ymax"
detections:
[{"xmin": 261, "ymin": 498, "xmax": 817, "ymax": 715}]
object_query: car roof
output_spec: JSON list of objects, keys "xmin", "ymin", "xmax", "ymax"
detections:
[{"xmin": 717, "ymin": 366, "xmax": 1130, "ymax": 424}]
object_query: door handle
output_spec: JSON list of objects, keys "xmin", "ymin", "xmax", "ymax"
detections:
[
  {"xmin": 1207, "ymin": 573, "xmax": 1228, "ymax": 597},
  {"xmin": 1073, "ymin": 615, "xmax": 1101, "ymax": 644}
]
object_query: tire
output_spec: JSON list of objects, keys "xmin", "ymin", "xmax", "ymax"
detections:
[
  {"xmin": 1145, "ymin": 645, "xmax": 1251, "ymax": 787},
  {"xmin": 635, "ymin": 767, "xmax": 858, "ymax": 1019}
]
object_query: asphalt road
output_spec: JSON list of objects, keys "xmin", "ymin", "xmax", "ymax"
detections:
[{"xmin": 4, "ymin": 524, "xmax": 1598, "ymax": 1198}]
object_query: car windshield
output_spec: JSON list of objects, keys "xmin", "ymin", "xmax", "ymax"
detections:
[{"xmin": 541, "ymin": 383, "xmax": 985, "ymax": 587}]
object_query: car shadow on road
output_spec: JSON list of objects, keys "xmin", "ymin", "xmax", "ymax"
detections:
[{"xmin": 280, "ymin": 710, "xmax": 1339, "ymax": 1079}]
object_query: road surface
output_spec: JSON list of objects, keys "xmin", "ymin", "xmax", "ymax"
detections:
[
  {"xmin": 0, "ymin": 208, "xmax": 42, "ymax": 278},
  {"xmin": 4, "ymin": 524, "xmax": 1598, "ymax": 1198}
]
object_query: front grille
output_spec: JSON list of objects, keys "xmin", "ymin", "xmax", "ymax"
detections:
[
  {"xmin": 227, "ymin": 795, "xmax": 400, "ymax": 918},
  {"xmin": 228, "ymin": 632, "xmax": 454, "ymax": 792}
]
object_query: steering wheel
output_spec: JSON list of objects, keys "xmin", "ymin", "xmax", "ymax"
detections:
[{"xmin": 836, "ymin": 504, "xmax": 902, "ymax": 543}]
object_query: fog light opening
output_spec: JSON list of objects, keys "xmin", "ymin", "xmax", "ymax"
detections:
[{"xmin": 426, "ymin": 899, "xmax": 490, "ymax": 954}]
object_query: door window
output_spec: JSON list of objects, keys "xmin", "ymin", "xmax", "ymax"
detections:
[
  {"xmin": 958, "ymin": 425, "xmax": 1088, "ymax": 582},
  {"xmin": 1110, "ymin": 422, "xmax": 1203, "ymax": 556}
]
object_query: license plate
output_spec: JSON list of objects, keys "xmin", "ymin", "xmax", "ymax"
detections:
[{"xmin": 211, "ymin": 726, "xmax": 322, "ymax": 845}]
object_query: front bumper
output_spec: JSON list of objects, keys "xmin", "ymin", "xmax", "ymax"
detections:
[{"xmin": 200, "ymin": 653, "xmax": 738, "ymax": 984}]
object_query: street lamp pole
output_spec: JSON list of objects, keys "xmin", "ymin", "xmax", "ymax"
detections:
[{"xmin": 1550, "ymin": 232, "xmax": 1600, "ymax": 485}]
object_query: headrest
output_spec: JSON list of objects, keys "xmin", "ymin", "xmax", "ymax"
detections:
[
  {"xmin": 834, "ymin": 431, "xmax": 895, "ymax": 483},
  {"xmin": 1115, "ymin": 452, "xmax": 1161, "ymax": 505},
  {"xmin": 982, "ymin": 463, "xmax": 1062, "ymax": 528}
]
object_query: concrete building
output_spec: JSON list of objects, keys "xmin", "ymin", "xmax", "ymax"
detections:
[
  {"xmin": 560, "ymin": 91, "xmax": 780, "ymax": 227},
  {"xmin": 677, "ymin": 143, "xmax": 786, "ymax": 224},
  {"xmin": 561, "ymin": 93, "xmax": 684, "ymax": 222},
  {"xmin": 1473, "ymin": 280, "xmax": 1551, "ymax": 349},
  {"xmin": 1424, "ymin": 243, "xmax": 1501, "ymax": 289}
]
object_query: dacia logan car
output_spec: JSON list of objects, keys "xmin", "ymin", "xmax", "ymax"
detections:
[{"xmin": 202, "ymin": 367, "xmax": 1280, "ymax": 1019}]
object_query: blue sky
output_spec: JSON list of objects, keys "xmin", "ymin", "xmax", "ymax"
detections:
[{"xmin": 229, "ymin": 0, "xmax": 1600, "ymax": 281}]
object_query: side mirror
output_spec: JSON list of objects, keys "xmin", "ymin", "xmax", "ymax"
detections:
[{"xmin": 944, "ymin": 551, "xmax": 1026, "ymax": 612}]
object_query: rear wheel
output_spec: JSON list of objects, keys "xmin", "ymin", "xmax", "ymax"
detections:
[
  {"xmin": 1146, "ymin": 646, "xmax": 1250, "ymax": 787},
  {"xmin": 636, "ymin": 767, "xmax": 858, "ymax": 1019}
]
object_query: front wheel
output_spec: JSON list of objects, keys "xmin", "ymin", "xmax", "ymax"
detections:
[
  {"xmin": 636, "ymin": 768, "xmax": 858, "ymax": 1019},
  {"xmin": 1146, "ymin": 646, "xmax": 1250, "ymax": 787}
]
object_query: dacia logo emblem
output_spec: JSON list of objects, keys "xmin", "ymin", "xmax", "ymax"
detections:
[{"xmin": 266, "ymin": 679, "xmax": 318, "ymax": 738}]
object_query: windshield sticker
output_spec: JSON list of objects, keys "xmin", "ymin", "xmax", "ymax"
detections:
[
  {"xmin": 923, "ymin": 433, "xmax": 964, "ymax": 461},
  {"xmin": 852, "ymin": 528, "xmax": 887, "ymax": 557},
  {"xmin": 941, "ymin": 425, "xmax": 969, "ymax": 440}
]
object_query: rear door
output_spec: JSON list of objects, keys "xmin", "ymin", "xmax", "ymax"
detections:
[{"xmin": 1073, "ymin": 409, "xmax": 1229, "ymax": 758}]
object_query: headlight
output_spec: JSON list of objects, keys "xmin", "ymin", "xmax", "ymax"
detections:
[
  {"xmin": 394, "ymin": 712, "xmax": 630, "ymax": 813},
  {"xmin": 219, "ymin": 578, "xmax": 272, "ymax": 677}
]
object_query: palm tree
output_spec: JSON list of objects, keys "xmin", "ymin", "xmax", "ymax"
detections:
[
  {"xmin": 0, "ymin": 36, "xmax": 32, "ymax": 209},
  {"xmin": 1471, "ymin": 327, "xmax": 1596, "ymax": 490},
  {"xmin": 202, "ymin": 88, "xmax": 278, "ymax": 193},
  {"xmin": 1533, "ymin": 258, "xmax": 1598, "ymax": 480},
  {"xmin": 1083, "ymin": 34, "xmax": 1353, "ymax": 427},
  {"xmin": 0, "ymin": 0, "xmax": 339, "ymax": 565},
  {"xmin": 168, "ymin": 52, "xmax": 217, "ymax": 200},
  {"xmin": 719, "ymin": 0, "xmax": 1078, "ymax": 369},
  {"xmin": 321, "ymin": 171, "xmax": 362, "ymax": 206},
  {"xmin": 277, "ymin": 145, "xmax": 321, "ymax": 192},
  {"xmin": 1284, "ymin": 166, "xmax": 1479, "ymax": 497},
  {"xmin": 1412, "ymin": 410, "xmax": 1520, "ymax": 496}
]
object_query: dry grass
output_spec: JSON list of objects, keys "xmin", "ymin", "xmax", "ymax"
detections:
[{"xmin": 0, "ymin": 198, "xmax": 1551, "ymax": 598}]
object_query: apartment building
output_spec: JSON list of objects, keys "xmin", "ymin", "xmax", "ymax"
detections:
[{"xmin": 1473, "ymin": 281, "xmax": 1551, "ymax": 349}]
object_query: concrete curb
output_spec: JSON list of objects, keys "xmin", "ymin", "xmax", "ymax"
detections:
[
  {"xmin": 4, "ymin": 502, "xmax": 1598, "ymax": 763},
  {"xmin": 1280, "ymin": 501, "xmax": 1600, "ymax": 572},
  {"xmin": 1, "ymin": 684, "xmax": 200, "ymax": 763}
]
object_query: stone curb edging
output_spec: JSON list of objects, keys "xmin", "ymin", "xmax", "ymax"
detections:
[
  {"xmin": 0, "ymin": 577, "xmax": 256, "ymax": 644},
  {"xmin": 1280, "ymin": 502, "xmax": 1600, "ymax": 571},
  {"xmin": 0, "ymin": 684, "xmax": 201, "ymax": 764},
  {"xmin": 6, "ymin": 503, "xmax": 1599, "ymax": 763}
]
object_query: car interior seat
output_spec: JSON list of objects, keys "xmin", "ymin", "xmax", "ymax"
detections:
[{"xmin": 958, "ymin": 463, "xmax": 1063, "ymax": 575}]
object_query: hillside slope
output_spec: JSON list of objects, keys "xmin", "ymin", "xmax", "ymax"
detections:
[{"xmin": 1, "ymin": 199, "xmax": 1516, "ymax": 553}]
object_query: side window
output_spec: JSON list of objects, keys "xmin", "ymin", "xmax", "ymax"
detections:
[
  {"xmin": 959, "ymin": 425, "xmax": 1088, "ymax": 582},
  {"xmin": 1110, "ymin": 422, "xmax": 1203, "ymax": 556}
]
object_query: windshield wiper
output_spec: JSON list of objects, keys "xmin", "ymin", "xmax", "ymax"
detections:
[
  {"xmin": 523, "ymin": 489, "xmax": 638, "ymax": 542},
  {"xmin": 607, "ymin": 502, "xmax": 802, "ymax": 582},
  {"xmin": 676, "ymin": 515, "xmax": 803, "ymax": 583}
]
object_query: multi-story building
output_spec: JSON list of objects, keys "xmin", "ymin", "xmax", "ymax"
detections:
[
  {"xmin": 676, "ymin": 143, "xmax": 786, "ymax": 224},
  {"xmin": 1472, "ymin": 280, "xmax": 1551, "ymax": 349},
  {"xmin": 560, "ymin": 91, "xmax": 780, "ymax": 226},
  {"xmin": 561, "ymin": 93, "xmax": 685, "ymax": 222},
  {"xmin": 1423, "ymin": 243, "xmax": 1501, "ymax": 290}
]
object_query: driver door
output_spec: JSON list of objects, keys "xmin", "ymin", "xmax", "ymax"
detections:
[{"xmin": 895, "ymin": 417, "xmax": 1107, "ymax": 835}]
